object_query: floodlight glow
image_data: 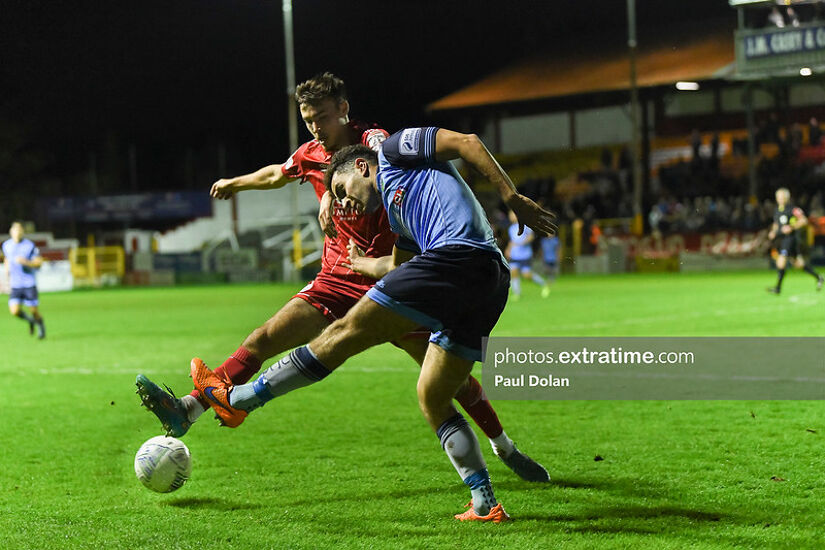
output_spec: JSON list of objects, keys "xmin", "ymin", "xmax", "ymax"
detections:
[
  {"xmin": 675, "ymin": 81, "xmax": 700, "ymax": 91},
  {"xmin": 800, "ymin": 67, "xmax": 812, "ymax": 76}
]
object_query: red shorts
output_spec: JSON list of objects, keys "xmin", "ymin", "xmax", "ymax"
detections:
[
  {"xmin": 293, "ymin": 272, "xmax": 430, "ymax": 344},
  {"xmin": 293, "ymin": 272, "xmax": 370, "ymax": 322}
]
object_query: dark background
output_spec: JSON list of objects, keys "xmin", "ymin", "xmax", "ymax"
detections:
[{"xmin": 0, "ymin": 0, "xmax": 733, "ymax": 199}]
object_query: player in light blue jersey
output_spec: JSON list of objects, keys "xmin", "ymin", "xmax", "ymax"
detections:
[
  {"xmin": 539, "ymin": 233, "xmax": 560, "ymax": 294},
  {"xmin": 506, "ymin": 210, "xmax": 549, "ymax": 299},
  {"xmin": 190, "ymin": 127, "xmax": 555, "ymax": 522},
  {"xmin": 2, "ymin": 222, "xmax": 45, "ymax": 339}
]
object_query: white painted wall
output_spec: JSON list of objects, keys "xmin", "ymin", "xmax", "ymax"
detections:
[
  {"xmin": 155, "ymin": 184, "xmax": 318, "ymax": 253},
  {"xmin": 664, "ymin": 90, "xmax": 715, "ymax": 116},
  {"xmin": 575, "ymin": 105, "xmax": 633, "ymax": 148},
  {"xmin": 789, "ymin": 82, "xmax": 825, "ymax": 107},
  {"xmin": 499, "ymin": 112, "xmax": 571, "ymax": 154}
]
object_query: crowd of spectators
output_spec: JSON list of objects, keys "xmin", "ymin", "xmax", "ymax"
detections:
[{"xmin": 502, "ymin": 115, "xmax": 825, "ymax": 238}]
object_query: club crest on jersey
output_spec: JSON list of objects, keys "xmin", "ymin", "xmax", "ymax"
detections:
[
  {"xmin": 399, "ymin": 128, "xmax": 421, "ymax": 155},
  {"xmin": 392, "ymin": 187, "xmax": 406, "ymax": 207}
]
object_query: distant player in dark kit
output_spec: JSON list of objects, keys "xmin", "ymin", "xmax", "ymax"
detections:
[
  {"xmin": 2, "ymin": 221, "xmax": 46, "ymax": 339},
  {"xmin": 766, "ymin": 188, "xmax": 823, "ymax": 294},
  {"xmin": 189, "ymin": 126, "xmax": 556, "ymax": 522}
]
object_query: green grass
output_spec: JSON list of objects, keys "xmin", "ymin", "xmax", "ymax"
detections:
[{"xmin": 0, "ymin": 270, "xmax": 823, "ymax": 549}]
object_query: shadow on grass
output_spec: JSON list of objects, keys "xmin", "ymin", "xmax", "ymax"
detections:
[
  {"xmin": 518, "ymin": 503, "xmax": 722, "ymax": 524},
  {"xmin": 164, "ymin": 496, "xmax": 262, "ymax": 511}
]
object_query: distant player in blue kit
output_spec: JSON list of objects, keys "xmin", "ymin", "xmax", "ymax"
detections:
[
  {"xmin": 539, "ymin": 233, "xmax": 560, "ymax": 294},
  {"xmin": 2, "ymin": 222, "xmax": 45, "ymax": 339},
  {"xmin": 506, "ymin": 210, "xmax": 549, "ymax": 299},
  {"xmin": 191, "ymin": 127, "xmax": 555, "ymax": 522}
]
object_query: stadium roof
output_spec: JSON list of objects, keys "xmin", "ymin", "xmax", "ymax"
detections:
[{"xmin": 428, "ymin": 23, "xmax": 736, "ymax": 112}]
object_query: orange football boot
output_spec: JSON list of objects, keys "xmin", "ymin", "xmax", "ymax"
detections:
[
  {"xmin": 190, "ymin": 357, "xmax": 248, "ymax": 428},
  {"xmin": 454, "ymin": 501, "xmax": 511, "ymax": 523}
]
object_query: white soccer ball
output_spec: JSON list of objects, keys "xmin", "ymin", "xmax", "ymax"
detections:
[{"xmin": 134, "ymin": 435, "xmax": 192, "ymax": 493}]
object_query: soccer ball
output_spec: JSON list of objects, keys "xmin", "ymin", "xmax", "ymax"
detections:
[{"xmin": 134, "ymin": 436, "xmax": 192, "ymax": 493}]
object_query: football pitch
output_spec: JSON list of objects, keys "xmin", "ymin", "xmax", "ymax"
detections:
[{"xmin": 1, "ymin": 270, "xmax": 823, "ymax": 549}]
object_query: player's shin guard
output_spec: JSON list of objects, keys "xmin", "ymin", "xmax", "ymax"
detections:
[
  {"xmin": 229, "ymin": 345, "xmax": 330, "ymax": 411},
  {"xmin": 437, "ymin": 413, "xmax": 497, "ymax": 515},
  {"xmin": 455, "ymin": 376, "xmax": 504, "ymax": 440},
  {"xmin": 217, "ymin": 346, "xmax": 263, "ymax": 383}
]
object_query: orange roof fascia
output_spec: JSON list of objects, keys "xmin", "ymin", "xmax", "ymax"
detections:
[{"xmin": 428, "ymin": 30, "xmax": 735, "ymax": 111}]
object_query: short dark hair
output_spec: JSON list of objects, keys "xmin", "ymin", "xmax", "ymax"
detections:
[
  {"xmin": 295, "ymin": 72, "xmax": 347, "ymax": 106},
  {"xmin": 324, "ymin": 144, "xmax": 377, "ymax": 192}
]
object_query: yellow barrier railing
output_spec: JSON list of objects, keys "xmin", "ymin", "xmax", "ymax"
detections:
[{"xmin": 69, "ymin": 246, "xmax": 125, "ymax": 284}]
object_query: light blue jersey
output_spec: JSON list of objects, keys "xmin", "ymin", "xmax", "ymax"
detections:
[
  {"xmin": 541, "ymin": 235, "xmax": 559, "ymax": 265},
  {"xmin": 507, "ymin": 223, "xmax": 534, "ymax": 261},
  {"xmin": 377, "ymin": 127, "xmax": 502, "ymax": 262},
  {"xmin": 2, "ymin": 238, "xmax": 39, "ymax": 289}
]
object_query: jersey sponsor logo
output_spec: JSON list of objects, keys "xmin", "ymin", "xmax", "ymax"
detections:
[
  {"xmin": 364, "ymin": 129, "xmax": 387, "ymax": 152},
  {"xmin": 392, "ymin": 187, "xmax": 406, "ymax": 207},
  {"xmin": 780, "ymin": 215, "xmax": 788, "ymax": 225},
  {"xmin": 399, "ymin": 128, "xmax": 421, "ymax": 155}
]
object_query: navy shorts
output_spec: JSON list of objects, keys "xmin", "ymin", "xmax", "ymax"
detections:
[
  {"xmin": 366, "ymin": 245, "xmax": 510, "ymax": 362},
  {"xmin": 9, "ymin": 286, "xmax": 38, "ymax": 307},
  {"xmin": 778, "ymin": 236, "xmax": 798, "ymax": 257},
  {"xmin": 509, "ymin": 258, "xmax": 533, "ymax": 273}
]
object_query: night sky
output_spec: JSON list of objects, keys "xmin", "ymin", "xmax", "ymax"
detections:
[{"xmin": 1, "ymin": 0, "xmax": 733, "ymax": 195}]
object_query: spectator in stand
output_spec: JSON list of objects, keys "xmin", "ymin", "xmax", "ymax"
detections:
[
  {"xmin": 600, "ymin": 147, "xmax": 613, "ymax": 172},
  {"xmin": 618, "ymin": 145, "xmax": 632, "ymax": 193},
  {"xmin": 764, "ymin": 112, "xmax": 781, "ymax": 144},
  {"xmin": 690, "ymin": 129, "xmax": 702, "ymax": 175},
  {"xmin": 809, "ymin": 117, "xmax": 822, "ymax": 146},
  {"xmin": 789, "ymin": 123, "xmax": 803, "ymax": 156},
  {"xmin": 768, "ymin": 6, "xmax": 785, "ymax": 27},
  {"xmin": 786, "ymin": 6, "xmax": 801, "ymax": 27},
  {"xmin": 709, "ymin": 132, "xmax": 721, "ymax": 176}
]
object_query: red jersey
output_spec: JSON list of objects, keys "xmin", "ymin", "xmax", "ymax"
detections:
[{"xmin": 281, "ymin": 122, "xmax": 396, "ymax": 286}]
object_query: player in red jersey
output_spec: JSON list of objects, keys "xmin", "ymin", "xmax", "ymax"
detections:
[{"xmin": 136, "ymin": 73, "xmax": 548, "ymax": 482}]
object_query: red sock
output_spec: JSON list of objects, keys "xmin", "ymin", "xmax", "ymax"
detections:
[
  {"xmin": 189, "ymin": 346, "xmax": 263, "ymax": 407},
  {"xmin": 455, "ymin": 375, "xmax": 504, "ymax": 439}
]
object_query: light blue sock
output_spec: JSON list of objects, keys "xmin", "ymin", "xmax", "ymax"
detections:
[{"xmin": 229, "ymin": 346, "xmax": 331, "ymax": 412}]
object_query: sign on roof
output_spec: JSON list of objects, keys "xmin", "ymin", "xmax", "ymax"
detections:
[{"xmin": 744, "ymin": 25, "xmax": 825, "ymax": 58}]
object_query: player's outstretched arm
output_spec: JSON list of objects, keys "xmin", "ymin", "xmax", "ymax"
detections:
[
  {"xmin": 768, "ymin": 222, "xmax": 778, "ymax": 240},
  {"xmin": 210, "ymin": 164, "xmax": 292, "ymax": 200},
  {"xmin": 344, "ymin": 241, "xmax": 414, "ymax": 279},
  {"xmin": 434, "ymin": 129, "xmax": 557, "ymax": 236},
  {"xmin": 318, "ymin": 191, "xmax": 337, "ymax": 239}
]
